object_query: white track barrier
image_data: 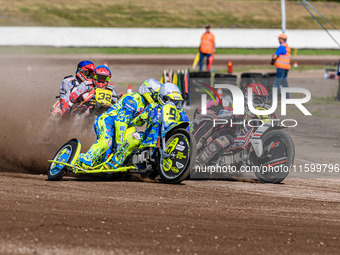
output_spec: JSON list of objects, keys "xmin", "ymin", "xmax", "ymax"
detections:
[{"xmin": 0, "ymin": 27, "xmax": 339, "ymax": 49}]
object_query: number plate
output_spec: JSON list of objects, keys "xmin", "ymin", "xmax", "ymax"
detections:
[{"xmin": 95, "ymin": 88, "xmax": 113, "ymax": 105}]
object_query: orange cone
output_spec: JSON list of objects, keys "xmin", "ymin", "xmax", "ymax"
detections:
[{"xmin": 127, "ymin": 84, "xmax": 132, "ymax": 93}]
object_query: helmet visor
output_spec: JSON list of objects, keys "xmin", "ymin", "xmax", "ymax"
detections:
[
  {"xmin": 94, "ymin": 74, "xmax": 110, "ymax": 83},
  {"xmin": 79, "ymin": 68, "xmax": 94, "ymax": 79},
  {"xmin": 83, "ymin": 70, "xmax": 93, "ymax": 78},
  {"xmin": 168, "ymin": 93, "xmax": 183, "ymax": 101}
]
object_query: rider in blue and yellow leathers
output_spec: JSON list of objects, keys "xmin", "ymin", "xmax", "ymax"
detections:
[
  {"xmin": 105, "ymin": 82, "xmax": 190, "ymax": 169},
  {"xmin": 76, "ymin": 78, "xmax": 162, "ymax": 168}
]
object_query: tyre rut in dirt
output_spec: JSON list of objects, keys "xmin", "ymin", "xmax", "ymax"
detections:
[
  {"xmin": 253, "ymin": 130, "xmax": 294, "ymax": 184},
  {"xmin": 47, "ymin": 139, "xmax": 79, "ymax": 181},
  {"xmin": 159, "ymin": 128, "xmax": 197, "ymax": 184}
]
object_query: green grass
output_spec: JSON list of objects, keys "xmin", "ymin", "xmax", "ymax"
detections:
[
  {"xmin": 276, "ymin": 96, "xmax": 340, "ymax": 118},
  {"xmin": 214, "ymin": 65, "xmax": 325, "ymax": 74},
  {"xmin": 308, "ymin": 95, "xmax": 340, "ymax": 105},
  {"xmin": 1, "ymin": 0, "xmax": 340, "ymax": 29},
  {"xmin": 1, "ymin": 1, "xmax": 340, "ymax": 55},
  {"xmin": 0, "ymin": 46, "xmax": 339, "ymax": 56}
]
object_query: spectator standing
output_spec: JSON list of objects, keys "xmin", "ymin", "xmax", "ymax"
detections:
[
  {"xmin": 199, "ymin": 24, "xmax": 215, "ymax": 71},
  {"xmin": 271, "ymin": 33, "xmax": 291, "ymax": 98},
  {"xmin": 336, "ymin": 59, "xmax": 340, "ymax": 101}
]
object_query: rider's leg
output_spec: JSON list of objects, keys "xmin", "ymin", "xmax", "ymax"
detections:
[
  {"xmin": 59, "ymin": 99, "xmax": 70, "ymax": 115},
  {"xmin": 106, "ymin": 132, "xmax": 142, "ymax": 169},
  {"xmin": 77, "ymin": 113, "xmax": 114, "ymax": 167},
  {"xmin": 105, "ymin": 118, "xmax": 160, "ymax": 169}
]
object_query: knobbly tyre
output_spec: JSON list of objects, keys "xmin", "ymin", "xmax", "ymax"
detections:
[
  {"xmin": 218, "ymin": 117, "xmax": 294, "ymax": 183},
  {"xmin": 47, "ymin": 101, "xmax": 196, "ymax": 184},
  {"xmin": 193, "ymin": 83, "xmax": 295, "ymax": 184}
]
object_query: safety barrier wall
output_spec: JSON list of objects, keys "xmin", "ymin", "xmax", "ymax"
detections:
[
  {"xmin": 161, "ymin": 70, "xmax": 280, "ymax": 106},
  {"xmin": 0, "ymin": 27, "xmax": 339, "ymax": 49}
]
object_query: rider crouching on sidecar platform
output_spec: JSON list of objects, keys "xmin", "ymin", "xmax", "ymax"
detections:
[
  {"xmin": 75, "ymin": 78, "xmax": 162, "ymax": 169},
  {"xmin": 104, "ymin": 82, "xmax": 191, "ymax": 170}
]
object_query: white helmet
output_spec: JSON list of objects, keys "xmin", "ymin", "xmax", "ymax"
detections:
[
  {"xmin": 139, "ymin": 78, "xmax": 162, "ymax": 104},
  {"xmin": 158, "ymin": 82, "xmax": 183, "ymax": 105}
]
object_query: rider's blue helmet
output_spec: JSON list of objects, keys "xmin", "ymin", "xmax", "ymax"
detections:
[{"xmin": 76, "ymin": 60, "xmax": 96, "ymax": 82}]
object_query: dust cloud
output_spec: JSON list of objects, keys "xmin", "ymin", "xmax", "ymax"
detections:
[{"xmin": 0, "ymin": 55, "xmax": 96, "ymax": 174}]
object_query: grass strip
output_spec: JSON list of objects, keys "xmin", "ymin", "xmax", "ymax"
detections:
[{"xmin": 0, "ymin": 46, "xmax": 339, "ymax": 56}]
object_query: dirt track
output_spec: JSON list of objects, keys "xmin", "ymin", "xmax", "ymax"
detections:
[
  {"xmin": 1, "ymin": 173, "xmax": 340, "ymax": 255},
  {"xmin": 1, "ymin": 54, "xmax": 340, "ymax": 254}
]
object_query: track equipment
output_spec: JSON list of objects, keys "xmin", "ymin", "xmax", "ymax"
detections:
[
  {"xmin": 207, "ymin": 53, "xmax": 215, "ymax": 71},
  {"xmin": 192, "ymin": 53, "xmax": 200, "ymax": 68}
]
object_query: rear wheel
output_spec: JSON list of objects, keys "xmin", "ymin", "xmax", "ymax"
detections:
[
  {"xmin": 47, "ymin": 139, "xmax": 79, "ymax": 181},
  {"xmin": 159, "ymin": 128, "xmax": 196, "ymax": 184},
  {"xmin": 253, "ymin": 130, "xmax": 294, "ymax": 184}
]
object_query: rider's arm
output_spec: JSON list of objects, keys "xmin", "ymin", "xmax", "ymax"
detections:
[
  {"xmin": 114, "ymin": 95, "xmax": 145, "ymax": 147},
  {"xmin": 176, "ymin": 102, "xmax": 192, "ymax": 131},
  {"xmin": 132, "ymin": 112, "xmax": 148, "ymax": 126},
  {"xmin": 176, "ymin": 102, "xmax": 189, "ymax": 122},
  {"xmin": 69, "ymin": 82, "xmax": 93, "ymax": 103},
  {"xmin": 132, "ymin": 103, "xmax": 157, "ymax": 126}
]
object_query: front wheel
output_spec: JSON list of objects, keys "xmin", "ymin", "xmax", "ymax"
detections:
[
  {"xmin": 159, "ymin": 128, "xmax": 197, "ymax": 184},
  {"xmin": 47, "ymin": 139, "xmax": 80, "ymax": 181},
  {"xmin": 253, "ymin": 130, "xmax": 294, "ymax": 184}
]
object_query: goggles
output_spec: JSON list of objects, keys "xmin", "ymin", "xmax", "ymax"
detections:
[
  {"xmin": 94, "ymin": 74, "xmax": 110, "ymax": 83},
  {"xmin": 168, "ymin": 93, "xmax": 183, "ymax": 101},
  {"xmin": 80, "ymin": 69, "xmax": 93, "ymax": 78}
]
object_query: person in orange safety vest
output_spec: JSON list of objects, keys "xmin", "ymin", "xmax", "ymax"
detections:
[
  {"xmin": 271, "ymin": 33, "xmax": 291, "ymax": 98},
  {"xmin": 199, "ymin": 24, "xmax": 215, "ymax": 71}
]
